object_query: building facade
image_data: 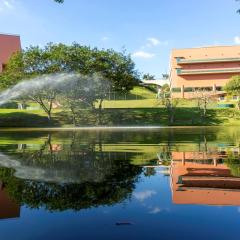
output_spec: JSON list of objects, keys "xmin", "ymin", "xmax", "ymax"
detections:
[
  {"xmin": 170, "ymin": 45, "xmax": 240, "ymax": 99},
  {"xmin": 0, "ymin": 33, "xmax": 21, "ymax": 72}
]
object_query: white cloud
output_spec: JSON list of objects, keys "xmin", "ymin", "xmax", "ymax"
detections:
[
  {"xmin": 234, "ymin": 36, "xmax": 240, "ymax": 44},
  {"xmin": 101, "ymin": 36, "xmax": 109, "ymax": 41},
  {"xmin": 149, "ymin": 207, "xmax": 161, "ymax": 214},
  {"xmin": 132, "ymin": 51, "xmax": 155, "ymax": 59},
  {"xmin": 145, "ymin": 37, "xmax": 168, "ymax": 48},
  {"xmin": 3, "ymin": 0, "xmax": 13, "ymax": 9},
  {"xmin": 147, "ymin": 37, "xmax": 161, "ymax": 46},
  {"xmin": 133, "ymin": 190, "xmax": 157, "ymax": 201},
  {"xmin": 0, "ymin": 0, "xmax": 14, "ymax": 12}
]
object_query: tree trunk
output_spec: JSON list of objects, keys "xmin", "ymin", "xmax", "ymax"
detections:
[
  {"xmin": 70, "ymin": 105, "xmax": 77, "ymax": 126},
  {"xmin": 98, "ymin": 99, "xmax": 104, "ymax": 125},
  {"xmin": 237, "ymin": 99, "xmax": 240, "ymax": 110},
  {"xmin": 47, "ymin": 111, "xmax": 51, "ymax": 121}
]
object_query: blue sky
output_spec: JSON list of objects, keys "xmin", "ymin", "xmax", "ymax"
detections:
[{"xmin": 0, "ymin": 0, "xmax": 239, "ymax": 78}]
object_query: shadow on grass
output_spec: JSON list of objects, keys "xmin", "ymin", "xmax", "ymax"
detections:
[
  {"xmin": 56, "ymin": 108, "xmax": 227, "ymax": 126},
  {"xmin": 0, "ymin": 112, "xmax": 61, "ymax": 127},
  {"xmin": 0, "ymin": 107, "xmax": 238, "ymax": 127}
]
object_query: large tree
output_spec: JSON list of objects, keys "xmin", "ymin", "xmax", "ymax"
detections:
[{"xmin": 0, "ymin": 43, "xmax": 139, "ymax": 123}]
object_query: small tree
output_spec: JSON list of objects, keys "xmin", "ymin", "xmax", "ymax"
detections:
[
  {"xmin": 164, "ymin": 98, "xmax": 179, "ymax": 124},
  {"xmin": 28, "ymin": 87, "xmax": 57, "ymax": 121},
  {"xmin": 58, "ymin": 74, "xmax": 110, "ymax": 126},
  {"xmin": 159, "ymin": 84, "xmax": 170, "ymax": 101},
  {"xmin": 225, "ymin": 75, "xmax": 240, "ymax": 109},
  {"xmin": 192, "ymin": 89, "xmax": 213, "ymax": 122}
]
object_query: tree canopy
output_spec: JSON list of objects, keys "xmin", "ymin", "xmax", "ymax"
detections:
[
  {"xmin": 0, "ymin": 43, "xmax": 138, "ymax": 91},
  {"xmin": 225, "ymin": 75, "xmax": 240, "ymax": 95}
]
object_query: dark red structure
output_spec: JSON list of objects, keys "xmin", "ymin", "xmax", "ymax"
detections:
[{"xmin": 0, "ymin": 33, "xmax": 21, "ymax": 72}]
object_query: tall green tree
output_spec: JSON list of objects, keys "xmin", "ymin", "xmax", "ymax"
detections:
[{"xmin": 0, "ymin": 43, "xmax": 139, "ymax": 123}]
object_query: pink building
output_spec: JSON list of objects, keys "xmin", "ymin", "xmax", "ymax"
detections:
[
  {"xmin": 0, "ymin": 33, "xmax": 21, "ymax": 72},
  {"xmin": 170, "ymin": 45, "xmax": 240, "ymax": 99}
]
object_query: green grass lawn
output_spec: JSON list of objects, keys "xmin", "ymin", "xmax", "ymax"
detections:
[
  {"xmin": 0, "ymin": 86, "xmax": 240, "ymax": 127},
  {"xmin": 1, "ymin": 107, "xmax": 240, "ymax": 127}
]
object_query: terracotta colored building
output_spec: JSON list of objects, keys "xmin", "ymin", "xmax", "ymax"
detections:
[
  {"xmin": 0, "ymin": 33, "xmax": 21, "ymax": 72},
  {"xmin": 170, "ymin": 45, "xmax": 240, "ymax": 99},
  {"xmin": 171, "ymin": 151, "xmax": 240, "ymax": 206}
]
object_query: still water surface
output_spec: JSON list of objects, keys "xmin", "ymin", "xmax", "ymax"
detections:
[{"xmin": 0, "ymin": 127, "xmax": 239, "ymax": 239}]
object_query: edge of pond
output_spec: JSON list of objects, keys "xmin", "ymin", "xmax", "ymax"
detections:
[{"xmin": 0, "ymin": 125, "xmax": 233, "ymax": 132}]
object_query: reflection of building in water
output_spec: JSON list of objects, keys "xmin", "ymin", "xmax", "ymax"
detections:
[
  {"xmin": 0, "ymin": 183, "xmax": 20, "ymax": 219},
  {"xmin": 171, "ymin": 151, "xmax": 240, "ymax": 206}
]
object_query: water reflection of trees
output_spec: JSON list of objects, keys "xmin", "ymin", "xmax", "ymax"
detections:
[
  {"xmin": 0, "ymin": 166, "xmax": 141, "ymax": 211},
  {"xmin": 0, "ymin": 132, "xmax": 142, "ymax": 211}
]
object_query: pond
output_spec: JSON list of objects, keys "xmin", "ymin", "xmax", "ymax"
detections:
[{"xmin": 0, "ymin": 127, "xmax": 239, "ymax": 240}]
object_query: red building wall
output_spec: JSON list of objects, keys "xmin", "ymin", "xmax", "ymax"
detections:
[{"xmin": 0, "ymin": 33, "xmax": 21, "ymax": 72}]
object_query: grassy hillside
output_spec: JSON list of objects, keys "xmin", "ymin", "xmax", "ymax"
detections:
[{"xmin": 0, "ymin": 86, "xmax": 240, "ymax": 127}]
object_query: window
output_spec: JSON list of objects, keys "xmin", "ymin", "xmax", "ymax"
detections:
[
  {"xmin": 172, "ymin": 88, "xmax": 181, "ymax": 93},
  {"xmin": 219, "ymin": 96, "xmax": 225, "ymax": 101},
  {"xmin": 195, "ymin": 87, "xmax": 212, "ymax": 92},
  {"xmin": 184, "ymin": 87, "xmax": 194, "ymax": 92},
  {"xmin": 216, "ymin": 86, "xmax": 223, "ymax": 91}
]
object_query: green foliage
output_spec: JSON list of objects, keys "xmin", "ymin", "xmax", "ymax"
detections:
[
  {"xmin": 161, "ymin": 83, "xmax": 170, "ymax": 92},
  {"xmin": 225, "ymin": 75, "xmax": 240, "ymax": 109},
  {"xmin": 225, "ymin": 152, "xmax": 240, "ymax": 177},
  {"xmin": 1, "ymin": 43, "xmax": 139, "ymax": 91},
  {"xmin": 225, "ymin": 75, "xmax": 240, "ymax": 95}
]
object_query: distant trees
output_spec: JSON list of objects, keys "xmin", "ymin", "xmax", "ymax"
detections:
[
  {"xmin": 143, "ymin": 73, "xmax": 155, "ymax": 80},
  {"xmin": 0, "ymin": 43, "xmax": 139, "ymax": 125},
  {"xmin": 225, "ymin": 75, "xmax": 240, "ymax": 109}
]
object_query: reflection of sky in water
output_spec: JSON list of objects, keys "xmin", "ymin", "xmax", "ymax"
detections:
[
  {"xmin": 0, "ymin": 162, "xmax": 239, "ymax": 240},
  {"xmin": 5, "ymin": 171, "xmax": 238, "ymax": 240}
]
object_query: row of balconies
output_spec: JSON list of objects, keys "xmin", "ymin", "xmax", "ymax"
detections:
[
  {"xmin": 176, "ymin": 68, "xmax": 240, "ymax": 75},
  {"xmin": 176, "ymin": 57, "xmax": 240, "ymax": 64}
]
